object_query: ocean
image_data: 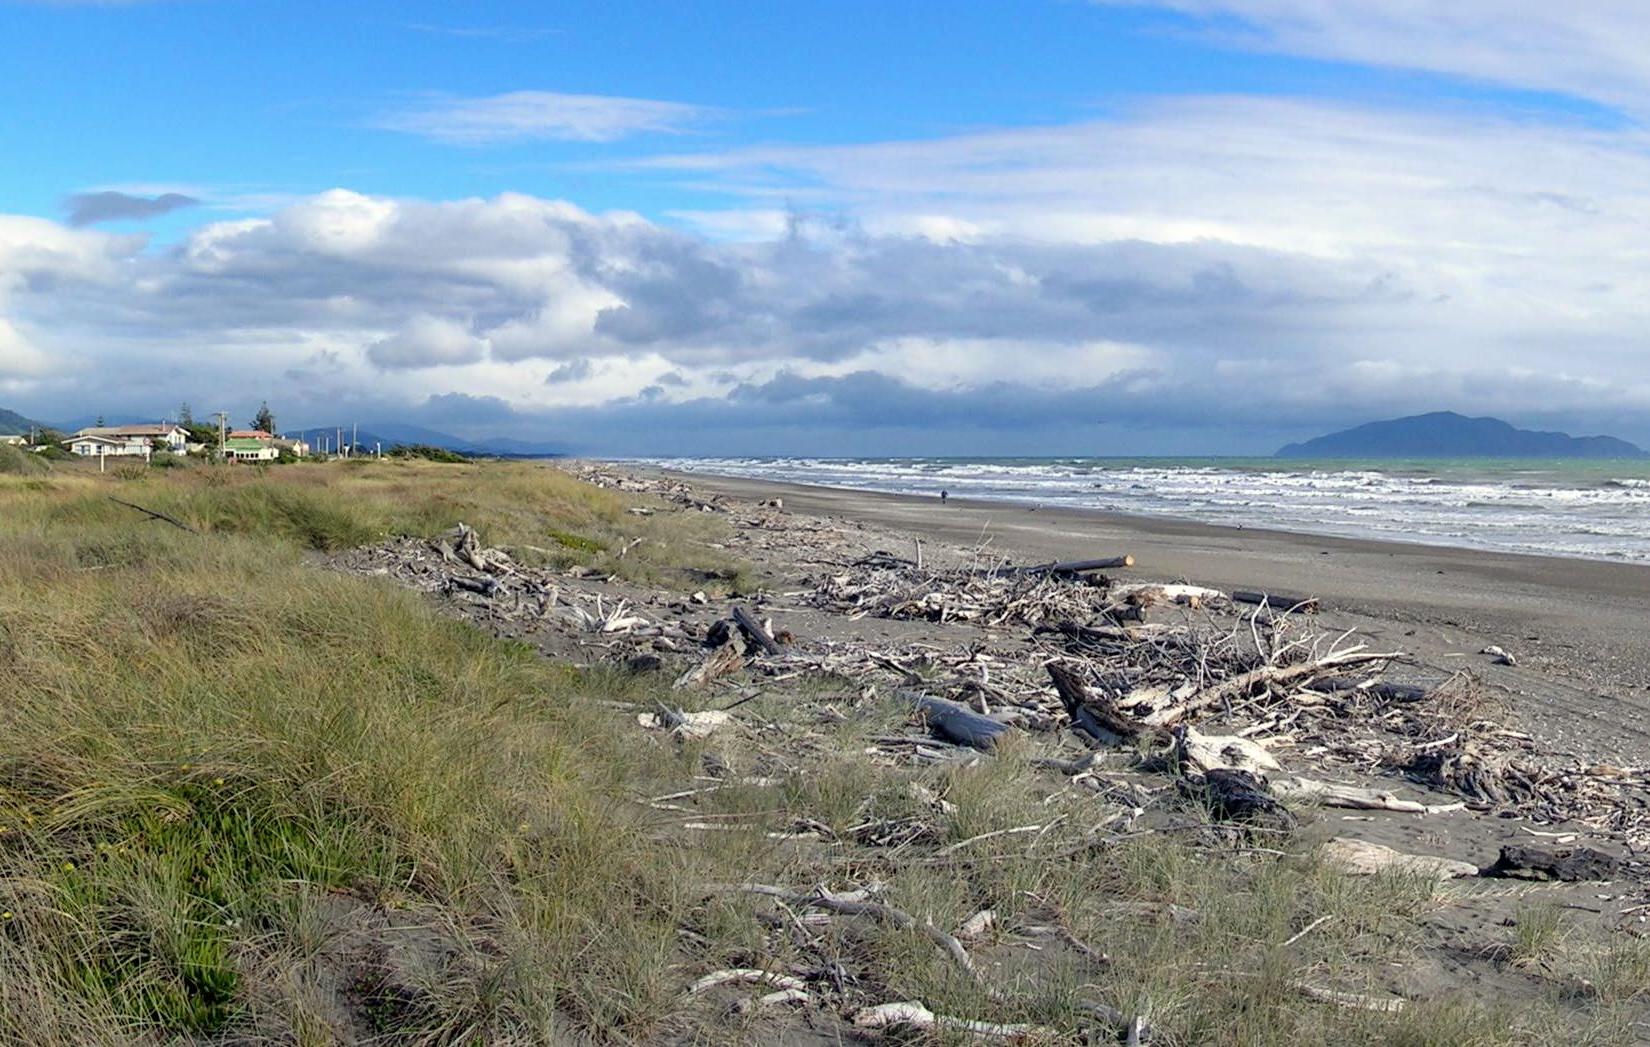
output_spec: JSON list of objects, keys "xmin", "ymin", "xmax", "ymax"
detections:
[{"xmin": 643, "ymin": 456, "xmax": 1650, "ymax": 563}]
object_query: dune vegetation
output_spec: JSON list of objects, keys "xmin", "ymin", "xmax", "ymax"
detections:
[{"xmin": 0, "ymin": 458, "xmax": 1639, "ymax": 1043}]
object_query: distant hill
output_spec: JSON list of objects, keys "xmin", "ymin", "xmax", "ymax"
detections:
[
  {"xmin": 1278, "ymin": 411, "xmax": 1647, "ymax": 459},
  {"xmin": 0, "ymin": 407, "xmax": 41, "ymax": 435}
]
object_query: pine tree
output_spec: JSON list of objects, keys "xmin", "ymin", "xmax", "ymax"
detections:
[
  {"xmin": 252, "ymin": 402, "xmax": 275, "ymax": 434},
  {"xmin": 178, "ymin": 402, "xmax": 193, "ymax": 426}
]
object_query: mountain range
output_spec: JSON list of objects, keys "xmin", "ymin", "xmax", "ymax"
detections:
[
  {"xmin": 0, "ymin": 407, "xmax": 40, "ymax": 435},
  {"xmin": 1278, "ymin": 411, "xmax": 1647, "ymax": 459}
]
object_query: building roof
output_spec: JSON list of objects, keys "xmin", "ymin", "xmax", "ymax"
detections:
[
  {"xmin": 228, "ymin": 430, "xmax": 274, "ymax": 440},
  {"xmin": 224, "ymin": 437, "xmax": 277, "ymax": 449},
  {"xmin": 70, "ymin": 435, "xmax": 124, "ymax": 446},
  {"xmin": 74, "ymin": 424, "xmax": 184, "ymax": 439}
]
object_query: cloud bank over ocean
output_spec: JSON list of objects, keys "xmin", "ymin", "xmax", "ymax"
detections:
[{"xmin": 5, "ymin": 3, "xmax": 1650, "ymax": 452}]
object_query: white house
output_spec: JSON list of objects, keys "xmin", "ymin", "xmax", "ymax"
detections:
[{"xmin": 68, "ymin": 424, "xmax": 190, "ymax": 459}]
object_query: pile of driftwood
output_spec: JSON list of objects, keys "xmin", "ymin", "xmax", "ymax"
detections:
[
  {"xmin": 808, "ymin": 552, "xmax": 1137, "ymax": 626},
  {"xmin": 330, "ymin": 524, "xmax": 695, "ymax": 647}
]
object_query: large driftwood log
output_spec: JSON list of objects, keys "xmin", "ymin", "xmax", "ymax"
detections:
[
  {"xmin": 1274, "ymin": 776, "xmax": 1463, "ymax": 814},
  {"xmin": 1484, "ymin": 843, "xmax": 1620, "ymax": 882},
  {"xmin": 731, "ymin": 605, "xmax": 782, "ymax": 656},
  {"xmin": 1232, "ymin": 589, "xmax": 1319, "ymax": 613},
  {"xmin": 906, "ymin": 691, "xmax": 1010, "ymax": 750},
  {"xmin": 1320, "ymin": 837, "xmax": 1477, "ymax": 879},
  {"xmin": 990, "ymin": 555, "xmax": 1134, "ymax": 577}
]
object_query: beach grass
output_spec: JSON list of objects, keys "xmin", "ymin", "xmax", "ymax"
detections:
[{"xmin": 0, "ymin": 458, "xmax": 1629, "ymax": 1042}]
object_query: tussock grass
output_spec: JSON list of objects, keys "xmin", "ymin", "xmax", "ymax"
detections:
[
  {"xmin": 0, "ymin": 464, "xmax": 737, "ymax": 1041},
  {"xmin": 0, "ymin": 462, "xmax": 1635, "ymax": 1043}
]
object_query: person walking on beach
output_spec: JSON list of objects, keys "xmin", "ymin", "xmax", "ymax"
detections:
[{"xmin": 940, "ymin": 489, "xmax": 948, "ymax": 504}]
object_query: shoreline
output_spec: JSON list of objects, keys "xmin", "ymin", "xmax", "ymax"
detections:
[{"xmin": 650, "ymin": 466, "xmax": 1650, "ymax": 762}]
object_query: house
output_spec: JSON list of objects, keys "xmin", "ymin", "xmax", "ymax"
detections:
[
  {"xmin": 68, "ymin": 424, "xmax": 189, "ymax": 458},
  {"xmin": 0, "ymin": 434, "xmax": 24, "ymax": 446},
  {"xmin": 223, "ymin": 436, "xmax": 278, "ymax": 462}
]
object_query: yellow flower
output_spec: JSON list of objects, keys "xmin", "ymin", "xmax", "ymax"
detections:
[
  {"xmin": 2, "ymin": 911, "xmax": 12, "ymax": 920},
  {"xmin": 61, "ymin": 862, "xmax": 74, "ymax": 872},
  {"xmin": 213, "ymin": 778, "xmax": 225, "ymax": 786}
]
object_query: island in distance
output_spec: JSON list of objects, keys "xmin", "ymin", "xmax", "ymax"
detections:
[{"xmin": 1277, "ymin": 410, "xmax": 1648, "ymax": 458}]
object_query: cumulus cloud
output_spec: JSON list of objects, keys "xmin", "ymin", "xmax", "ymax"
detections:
[
  {"xmin": 545, "ymin": 358, "xmax": 594, "ymax": 383},
  {"xmin": 381, "ymin": 90, "xmax": 713, "ymax": 145},
  {"xmin": 13, "ymin": 75, "xmax": 1650, "ymax": 451},
  {"xmin": 64, "ymin": 190, "xmax": 198, "ymax": 226},
  {"xmin": 366, "ymin": 315, "xmax": 488, "ymax": 369}
]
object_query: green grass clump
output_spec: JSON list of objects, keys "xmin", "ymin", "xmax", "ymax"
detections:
[{"xmin": 0, "ymin": 443, "xmax": 46, "ymax": 475}]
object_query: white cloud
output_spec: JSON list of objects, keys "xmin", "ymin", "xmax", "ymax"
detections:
[
  {"xmin": 13, "ymin": 77, "xmax": 1650, "ymax": 449},
  {"xmin": 366, "ymin": 315, "xmax": 488, "ymax": 369},
  {"xmin": 381, "ymin": 90, "xmax": 713, "ymax": 145},
  {"xmin": 1095, "ymin": 1, "xmax": 1650, "ymax": 112}
]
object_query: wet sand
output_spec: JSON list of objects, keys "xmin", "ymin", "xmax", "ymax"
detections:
[{"xmin": 660, "ymin": 469, "xmax": 1650, "ymax": 763}]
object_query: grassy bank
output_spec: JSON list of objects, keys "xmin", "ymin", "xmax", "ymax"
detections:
[
  {"xmin": 0, "ymin": 460, "xmax": 746, "ymax": 1042},
  {"xmin": 0, "ymin": 460, "xmax": 1639, "ymax": 1043}
]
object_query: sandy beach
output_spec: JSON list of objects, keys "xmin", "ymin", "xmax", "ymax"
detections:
[{"xmin": 662, "ymin": 468, "xmax": 1650, "ymax": 763}]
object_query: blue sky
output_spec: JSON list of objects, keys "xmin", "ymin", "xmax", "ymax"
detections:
[{"xmin": 4, "ymin": 1, "xmax": 1650, "ymax": 452}]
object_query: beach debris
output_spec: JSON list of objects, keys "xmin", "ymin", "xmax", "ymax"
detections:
[
  {"xmin": 1484, "ymin": 843, "xmax": 1620, "ymax": 882},
  {"xmin": 638, "ymin": 707, "xmax": 733, "ymax": 739},
  {"xmin": 673, "ymin": 641, "xmax": 745, "ymax": 690},
  {"xmin": 851, "ymin": 1001, "xmax": 1056, "ymax": 1040},
  {"xmin": 956, "ymin": 909, "xmax": 997, "ymax": 939},
  {"xmin": 1320, "ymin": 837, "xmax": 1478, "ymax": 879},
  {"xmin": 1110, "ymin": 582, "xmax": 1227, "ymax": 609},
  {"xmin": 1183, "ymin": 768, "xmax": 1296, "ymax": 829},
  {"xmin": 1175, "ymin": 726, "xmax": 1281, "ymax": 776},
  {"xmin": 1233, "ymin": 588, "xmax": 1319, "ymax": 613},
  {"xmin": 1295, "ymin": 983, "xmax": 1407, "ymax": 1013},
  {"xmin": 1274, "ymin": 777, "xmax": 1464, "ymax": 815},
  {"xmin": 1482, "ymin": 644, "xmax": 1519, "ymax": 666},
  {"xmin": 686, "ymin": 968, "xmax": 808, "ymax": 997},
  {"xmin": 908, "ymin": 690, "xmax": 1012, "ymax": 750}
]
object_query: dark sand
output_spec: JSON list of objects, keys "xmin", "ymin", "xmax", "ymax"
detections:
[{"xmin": 663, "ymin": 470, "xmax": 1650, "ymax": 763}]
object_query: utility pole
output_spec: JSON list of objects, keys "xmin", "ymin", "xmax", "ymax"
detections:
[
  {"xmin": 213, "ymin": 411, "xmax": 228, "ymax": 462},
  {"xmin": 352, "ymin": 423, "xmax": 358, "ymax": 458},
  {"xmin": 336, "ymin": 427, "xmax": 342, "ymax": 458}
]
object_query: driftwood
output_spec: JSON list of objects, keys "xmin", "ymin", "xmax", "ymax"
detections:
[
  {"xmin": 992, "ymin": 555, "xmax": 1134, "ymax": 577},
  {"xmin": 1484, "ymin": 843, "xmax": 1620, "ymax": 882},
  {"xmin": 1048, "ymin": 662, "xmax": 1153, "ymax": 744},
  {"xmin": 731, "ymin": 605, "xmax": 783, "ymax": 655},
  {"xmin": 673, "ymin": 642, "xmax": 745, "ymax": 690},
  {"xmin": 1175, "ymin": 725, "xmax": 1281, "ymax": 776},
  {"xmin": 1311, "ymin": 675, "xmax": 1428, "ymax": 703},
  {"xmin": 1232, "ymin": 589, "xmax": 1319, "ymax": 613},
  {"xmin": 907, "ymin": 691, "xmax": 1010, "ymax": 751},
  {"xmin": 687, "ymin": 968, "xmax": 808, "ymax": 996},
  {"xmin": 1141, "ymin": 648, "xmax": 1402, "ymax": 728},
  {"xmin": 107, "ymin": 496, "xmax": 197, "ymax": 534},
  {"xmin": 711, "ymin": 883, "xmax": 980, "ymax": 980},
  {"xmin": 1110, "ymin": 583, "xmax": 1227, "ymax": 609},
  {"xmin": 852, "ymin": 1001, "xmax": 1056, "ymax": 1040},
  {"xmin": 1274, "ymin": 777, "xmax": 1463, "ymax": 815},
  {"xmin": 1320, "ymin": 837, "xmax": 1477, "ymax": 879},
  {"xmin": 1185, "ymin": 768, "xmax": 1296, "ymax": 829}
]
